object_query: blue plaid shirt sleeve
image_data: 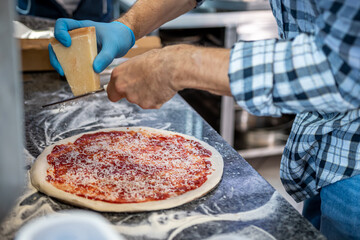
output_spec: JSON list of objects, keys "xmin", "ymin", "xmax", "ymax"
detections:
[{"xmin": 228, "ymin": 1, "xmax": 360, "ymax": 117}]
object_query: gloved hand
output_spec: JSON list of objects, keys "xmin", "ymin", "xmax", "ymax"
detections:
[{"xmin": 49, "ymin": 18, "xmax": 135, "ymax": 76}]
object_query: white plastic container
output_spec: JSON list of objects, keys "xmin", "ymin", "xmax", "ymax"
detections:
[{"xmin": 16, "ymin": 210, "xmax": 125, "ymax": 240}]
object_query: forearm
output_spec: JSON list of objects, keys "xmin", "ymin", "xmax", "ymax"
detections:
[
  {"xmin": 107, "ymin": 44, "xmax": 231, "ymax": 109},
  {"xmin": 168, "ymin": 45, "xmax": 231, "ymax": 96},
  {"xmin": 116, "ymin": 0, "xmax": 196, "ymax": 40}
]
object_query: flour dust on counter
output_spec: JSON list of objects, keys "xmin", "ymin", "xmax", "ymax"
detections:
[
  {"xmin": 28, "ymin": 88, "xmax": 189, "ymax": 149},
  {"xmin": 27, "ymin": 97, "xmax": 155, "ymax": 153},
  {"xmin": 203, "ymin": 226, "xmax": 276, "ymax": 240},
  {"xmin": 112, "ymin": 191, "xmax": 281, "ymax": 240}
]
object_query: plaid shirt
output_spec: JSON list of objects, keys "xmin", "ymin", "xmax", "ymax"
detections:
[{"xmin": 228, "ymin": 0, "xmax": 360, "ymax": 202}]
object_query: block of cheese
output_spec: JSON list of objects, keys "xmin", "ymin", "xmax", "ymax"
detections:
[{"xmin": 50, "ymin": 27, "xmax": 100, "ymax": 96}]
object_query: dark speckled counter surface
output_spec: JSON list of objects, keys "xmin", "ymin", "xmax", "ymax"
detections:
[{"xmin": 0, "ymin": 72, "xmax": 324, "ymax": 240}]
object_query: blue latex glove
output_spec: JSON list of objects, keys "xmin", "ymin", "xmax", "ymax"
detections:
[{"xmin": 49, "ymin": 18, "xmax": 135, "ymax": 76}]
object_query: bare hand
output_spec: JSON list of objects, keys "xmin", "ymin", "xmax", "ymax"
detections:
[
  {"xmin": 107, "ymin": 46, "xmax": 181, "ymax": 109},
  {"xmin": 106, "ymin": 44, "xmax": 231, "ymax": 109}
]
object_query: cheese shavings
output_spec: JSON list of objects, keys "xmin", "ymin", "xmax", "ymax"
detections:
[{"xmin": 45, "ymin": 130, "xmax": 213, "ymax": 204}]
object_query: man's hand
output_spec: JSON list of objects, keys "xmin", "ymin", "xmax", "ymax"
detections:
[
  {"xmin": 107, "ymin": 44, "xmax": 231, "ymax": 109},
  {"xmin": 107, "ymin": 47, "xmax": 178, "ymax": 109},
  {"xmin": 49, "ymin": 18, "xmax": 135, "ymax": 76}
]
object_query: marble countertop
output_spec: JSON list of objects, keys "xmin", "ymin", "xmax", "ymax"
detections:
[{"xmin": 0, "ymin": 72, "xmax": 324, "ymax": 240}]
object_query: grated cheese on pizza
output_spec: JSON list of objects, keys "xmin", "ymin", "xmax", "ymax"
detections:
[{"xmin": 45, "ymin": 130, "xmax": 213, "ymax": 203}]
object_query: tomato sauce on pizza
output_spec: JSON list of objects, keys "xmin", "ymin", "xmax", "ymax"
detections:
[{"xmin": 45, "ymin": 130, "xmax": 213, "ymax": 204}]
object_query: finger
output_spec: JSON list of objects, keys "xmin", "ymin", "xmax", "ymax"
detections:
[
  {"xmin": 107, "ymin": 74, "xmax": 125, "ymax": 102},
  {"xmin": 54, "ymin": 19, "xmax": 92, "ymax": 47},
  {"xmin": 48, "ymin": 44, "xmax": 64, "ymax": 76},
  {"xmin": 93, "ymin": 42, "xmax": 116, "ymax": 73}
]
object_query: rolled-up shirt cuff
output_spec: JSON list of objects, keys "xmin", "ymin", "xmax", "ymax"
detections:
[{"xmin": 228, "ymin": 39, "xmax": 282, "ymax": 117}]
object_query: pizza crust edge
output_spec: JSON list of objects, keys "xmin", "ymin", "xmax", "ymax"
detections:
[{"xmin": 30, "ymin": 127, "xmax": 224, "ymax": 212}]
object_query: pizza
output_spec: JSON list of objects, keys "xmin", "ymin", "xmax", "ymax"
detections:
[{"xmin": 30, "ymin": 127, "xmax": 223, "ymax": 212}]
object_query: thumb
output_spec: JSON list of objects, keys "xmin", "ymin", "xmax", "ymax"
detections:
[{"xmin": 93, "ymin": 46, "xmax": 116, "ymax": 73}]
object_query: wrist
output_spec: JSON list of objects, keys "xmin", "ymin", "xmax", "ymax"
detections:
[
  {"xmin": 112, "ymin": 21, "xmax": 136, "ymax": 48},
  {"xmin": 115, "ymin": 15, "xmax": 139, "ymax": 40},
  {"xmin": 161, "ymin": 44, "xmax": 198, "ymax": 91}
]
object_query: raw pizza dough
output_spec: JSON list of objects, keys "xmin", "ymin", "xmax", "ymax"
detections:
[{"xmin": 30, "ymin": 127, "xmax": 224, "ymax": 212}]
